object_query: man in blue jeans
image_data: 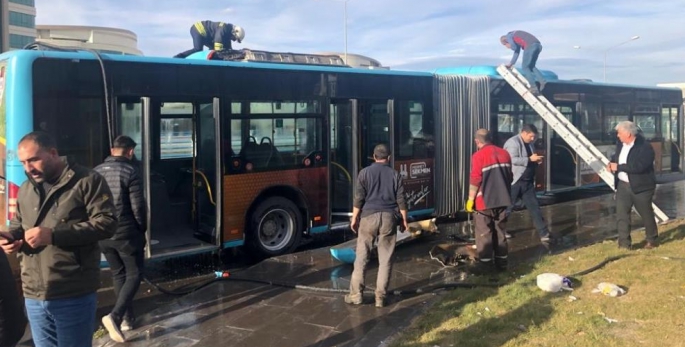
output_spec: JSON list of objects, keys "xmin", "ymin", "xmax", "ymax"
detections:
[
  {"xmin": 95, "ymin": 136, "xmax": 146, "ymax": 343},
  {"xmin": 0, "ymin": 131, "xmax": 117, "ymax": 347},
  {"xmin": 503, "ymin": 125, "xmax": 553, "ymax": 247},
  {"xmin": 500, "ymin": 30, "xmax": 547, "ymax": 95}
]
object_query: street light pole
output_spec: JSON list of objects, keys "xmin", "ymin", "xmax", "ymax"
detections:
[
  {"xmin": 602, "ymin": 35, "xmax": 640, "ymax": 82},
  {"xmin": 344, "ymin": 0, "xmax": 348, "ymax": 64},
  {"xmin": 315, "ymin": 0, "xmax": 352, "ymax": 64}
]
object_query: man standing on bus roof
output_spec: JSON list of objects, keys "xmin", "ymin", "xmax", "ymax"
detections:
[
  {"xmin": 607, "ymin": 121, "xmax": 659, "ymax": 250},
  {"xmin": 0, "ymin": 131, "xmax": 117, "ymax": 347},
  {"xmin": 466, "ymin": 129, "xmax": 513, "ymax": 274},
  {"xmin": 503, "ymin": 124, "xmax": 554, "ymax": 248},
  {"xmin": 346, "ymin": 144, "xmax": 408, "ymax": 308},
  {"xmin": 500, "ymin": 30, "xmax": 547, "ymax": 95},
  {"xmin": 174, "ymin": 20, "xmax": 245, "ymax": 58},
  {"xmin": 95, "ymin": 136, "xmax": 146, "ymax": 343}
]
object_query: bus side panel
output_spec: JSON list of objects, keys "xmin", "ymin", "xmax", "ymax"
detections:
[
  {"xmin": 222, "ymin": 167, "xmax": 328, "ymax": 241},
  {"xmin": 395, "ymin": 159, "xmax": 434, "ymax": 213}
]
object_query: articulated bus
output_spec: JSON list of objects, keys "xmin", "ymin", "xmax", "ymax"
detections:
[
  {"xmin": 436, "ymin": 66, "xmax": 684, "ymax": 193},
  {"xmin": 0, "ymin": 48, "xmax": 681, "ymax": 260}
]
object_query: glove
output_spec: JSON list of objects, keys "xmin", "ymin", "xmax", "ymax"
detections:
[{"xmin": 465, "ymin": 199, "xmax": 474, "ymax": 213}]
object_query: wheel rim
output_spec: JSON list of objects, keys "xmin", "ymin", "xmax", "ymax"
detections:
[{"xmin": 257, "ymin": 209, "xmax": 295, "ymax": 252}]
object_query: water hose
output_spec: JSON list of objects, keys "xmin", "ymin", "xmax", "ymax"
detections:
[{"xmin": 142, "ymin": 253, "xmax": 633, "ymax": 297}]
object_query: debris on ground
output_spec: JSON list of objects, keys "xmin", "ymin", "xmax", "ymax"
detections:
[
  {"xmin": 592, "ymin": 282, "xmax": 626, "ymax": 297},
  {"xmin": 536, "ymin": 273, "xmax": 573, "ymax": 292}
]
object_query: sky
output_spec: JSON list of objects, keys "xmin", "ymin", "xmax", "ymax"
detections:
[{"xmin": 34, "ymin": 0, "xmax": 685, "ymax": 86}]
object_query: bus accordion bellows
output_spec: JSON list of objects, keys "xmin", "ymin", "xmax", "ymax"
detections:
[{"xmin": 0, "ymin": 47, "xmax": 681, "ymax": 261}]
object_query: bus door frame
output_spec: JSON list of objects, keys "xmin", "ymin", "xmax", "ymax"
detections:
[{"xmin": 140, "ymin": 97, "xmax": 222, "ymax": 259}]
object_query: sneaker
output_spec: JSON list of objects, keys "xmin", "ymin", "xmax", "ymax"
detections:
[
  {"xmin": 102, "ymin": 314, "xmax": 126, "ymax": 343},
  {"xmin": 539, "ymin": 80, "xmax": 547, "ymax": 91},
  {"xmin": 344, "ymin": 293, "xmax": 363, "ymax": 305},
  {"xmin": 121, "ymin": 319, "xmax": 133, "ymax": 332},
  {"xmin": 505, "ymin": 232, "xmax": 513, "ymax": 239},
  {"xmin": 375, "ymin": 297, "xmax": 385, "ymax": 308},
  {"xmin": 644, "ymin": 241, "xmax": 659, "ymax": 249}
]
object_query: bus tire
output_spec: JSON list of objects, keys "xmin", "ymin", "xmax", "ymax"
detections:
[{"xmin": 249, "ymin": 197, "xmax": 303, "ymax": 257}]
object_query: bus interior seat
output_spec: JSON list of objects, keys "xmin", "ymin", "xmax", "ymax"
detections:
[
  {"xmin": 259, "ymin": 137, "xmax": 283, "ymax": 168},
  {"xmin": 240, "ymin": 136, "xmax": 267, "ymax": 168}
]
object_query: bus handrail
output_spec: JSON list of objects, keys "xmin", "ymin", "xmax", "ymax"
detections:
[
  {"xmin": 195, "ymin": 170, "xmax": 216, "ymax": 206},
  {"xmin": 330, "ymin": 161, "xmax": 352, "ymax": 183}
]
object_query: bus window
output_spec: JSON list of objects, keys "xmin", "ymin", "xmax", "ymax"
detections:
[
  {"xmin": 230, "ymin": 119, "xmax": 243, "ymax": 155},
  {"xmin": 241, "ymin": 117, "xmax": 322, "ymax": 169},
  {"xmin": 603, "ymin": 104, "xmax": 629, "ymax": 143},
  {"xmin": 578, "ymin": 102, "xmax": 602, "ymax": 142},
  {"xmin": 33, "ymin": 98, "xmax": 106, "ymax": 168},
  {"xmin": 160, "ymin": 118, "xmax": 194, "ymax": 160},
  {"xmin": 32, "ymin": 59, "xmax": 108, "ymax": 168},
  {"xmin": 634, "ymin": 115, "xmax": 657, "ymax": 140},
  {"xmin": 397, "ymin": 101, "xmax": 433, "ymax": 158},
  {"xmin": 117, "ymin": 102, "xmax": 142, "ymax": 159}
]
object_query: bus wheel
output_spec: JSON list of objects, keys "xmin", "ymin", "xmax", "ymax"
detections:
[{"xmin": 250, "ymin": 197, "xmax": 303, "ymax": 257}]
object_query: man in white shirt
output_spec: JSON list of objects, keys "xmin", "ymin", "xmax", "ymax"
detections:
[{"xmin": 607, "ymin": 121, "xmax": 658, "ymax": 250}]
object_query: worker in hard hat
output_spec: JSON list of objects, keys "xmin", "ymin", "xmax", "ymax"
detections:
[{"xmin": 174, "ymin": 20, "xmax": 245, "ymax": 58}]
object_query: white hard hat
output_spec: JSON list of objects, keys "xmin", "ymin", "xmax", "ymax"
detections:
[{"xmin": 233, "ymin": 25, "xmax": 245, "ymax": 43}]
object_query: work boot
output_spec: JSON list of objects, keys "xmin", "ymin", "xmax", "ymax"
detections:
[
  {"xmin": 102, "ymin": 314, "xmax": 126, "ymax": 343},
  {"xmin": 469, "ymin": 261, "xmax": 495, "ymax": 276},
  {"xmin": 344, "ymin": 293, "xmax": 363, "ymax": 305},
  {"xmin": 494, "ymin": 258, "xmax": 508, "ymax": 272}
]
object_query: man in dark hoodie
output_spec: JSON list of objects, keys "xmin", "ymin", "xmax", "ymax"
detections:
[{"xmin": 94, "ymin": 136, "xmax": 146, "ymax": 343}]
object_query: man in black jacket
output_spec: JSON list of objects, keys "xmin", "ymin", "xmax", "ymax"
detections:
[
  {"xmin": 607, "ymin": 121, "xmax": 658, "ymax": 250},
  {"xmin": 95, "ymin": 136, "xmax": 146, "ymax": 343},
  {"xmin": 1, "ymin": 131, "xmax": 117, "ymax": 347},
  {"xmin": 174, "ymin": 20, "xmax": 245, "ymax": 58},
  {"xmin": 0, "ymin": 251, "xmax": 26, "ymax": 347}
]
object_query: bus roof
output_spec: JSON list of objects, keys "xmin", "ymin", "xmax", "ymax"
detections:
[
  {"xmin": 433, "ymin": 65, "xmax": 681, "ymax": 92},
  {"xmin": 1, "ymin": 49, "xmax": 680, "ymax": 92},
  {"xmin": 0, "ymin": 49, "xmax": 433, "ymax": 78}
]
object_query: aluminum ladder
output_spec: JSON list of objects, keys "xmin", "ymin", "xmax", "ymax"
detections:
[{"xmin": 496, "ymin": 64, "xmax": 669, "ymax": 223}]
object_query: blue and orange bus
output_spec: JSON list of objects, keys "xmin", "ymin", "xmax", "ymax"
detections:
[
  {"xmin": 0, "ymin": 47, "xmax": 681, "ymax": 261},
  {"xmin": 0, "ymin": 48, "xmax": 437, "ymax": 260}
]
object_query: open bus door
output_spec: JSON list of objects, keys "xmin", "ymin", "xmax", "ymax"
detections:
[
  {"xmin": 329, "ymin": 99, "xmax": 393, "ymax": 225},
  {"xmin": 135, "ymin": 97, "xmax": 221, "ymax": 259}
]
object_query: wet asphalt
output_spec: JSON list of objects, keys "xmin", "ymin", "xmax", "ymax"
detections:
[{"xmin": 17, "ymin": 177, "xmax": 685, "ymax": 347}]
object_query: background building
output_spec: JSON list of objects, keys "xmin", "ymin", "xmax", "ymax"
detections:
[
  {"xmin": 36, "ymin": 25, "xmax": 143, "ymax": 55},
  {"xmin": 0, "ymin": 0, "xmax": 37, "ymax": 52}
]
